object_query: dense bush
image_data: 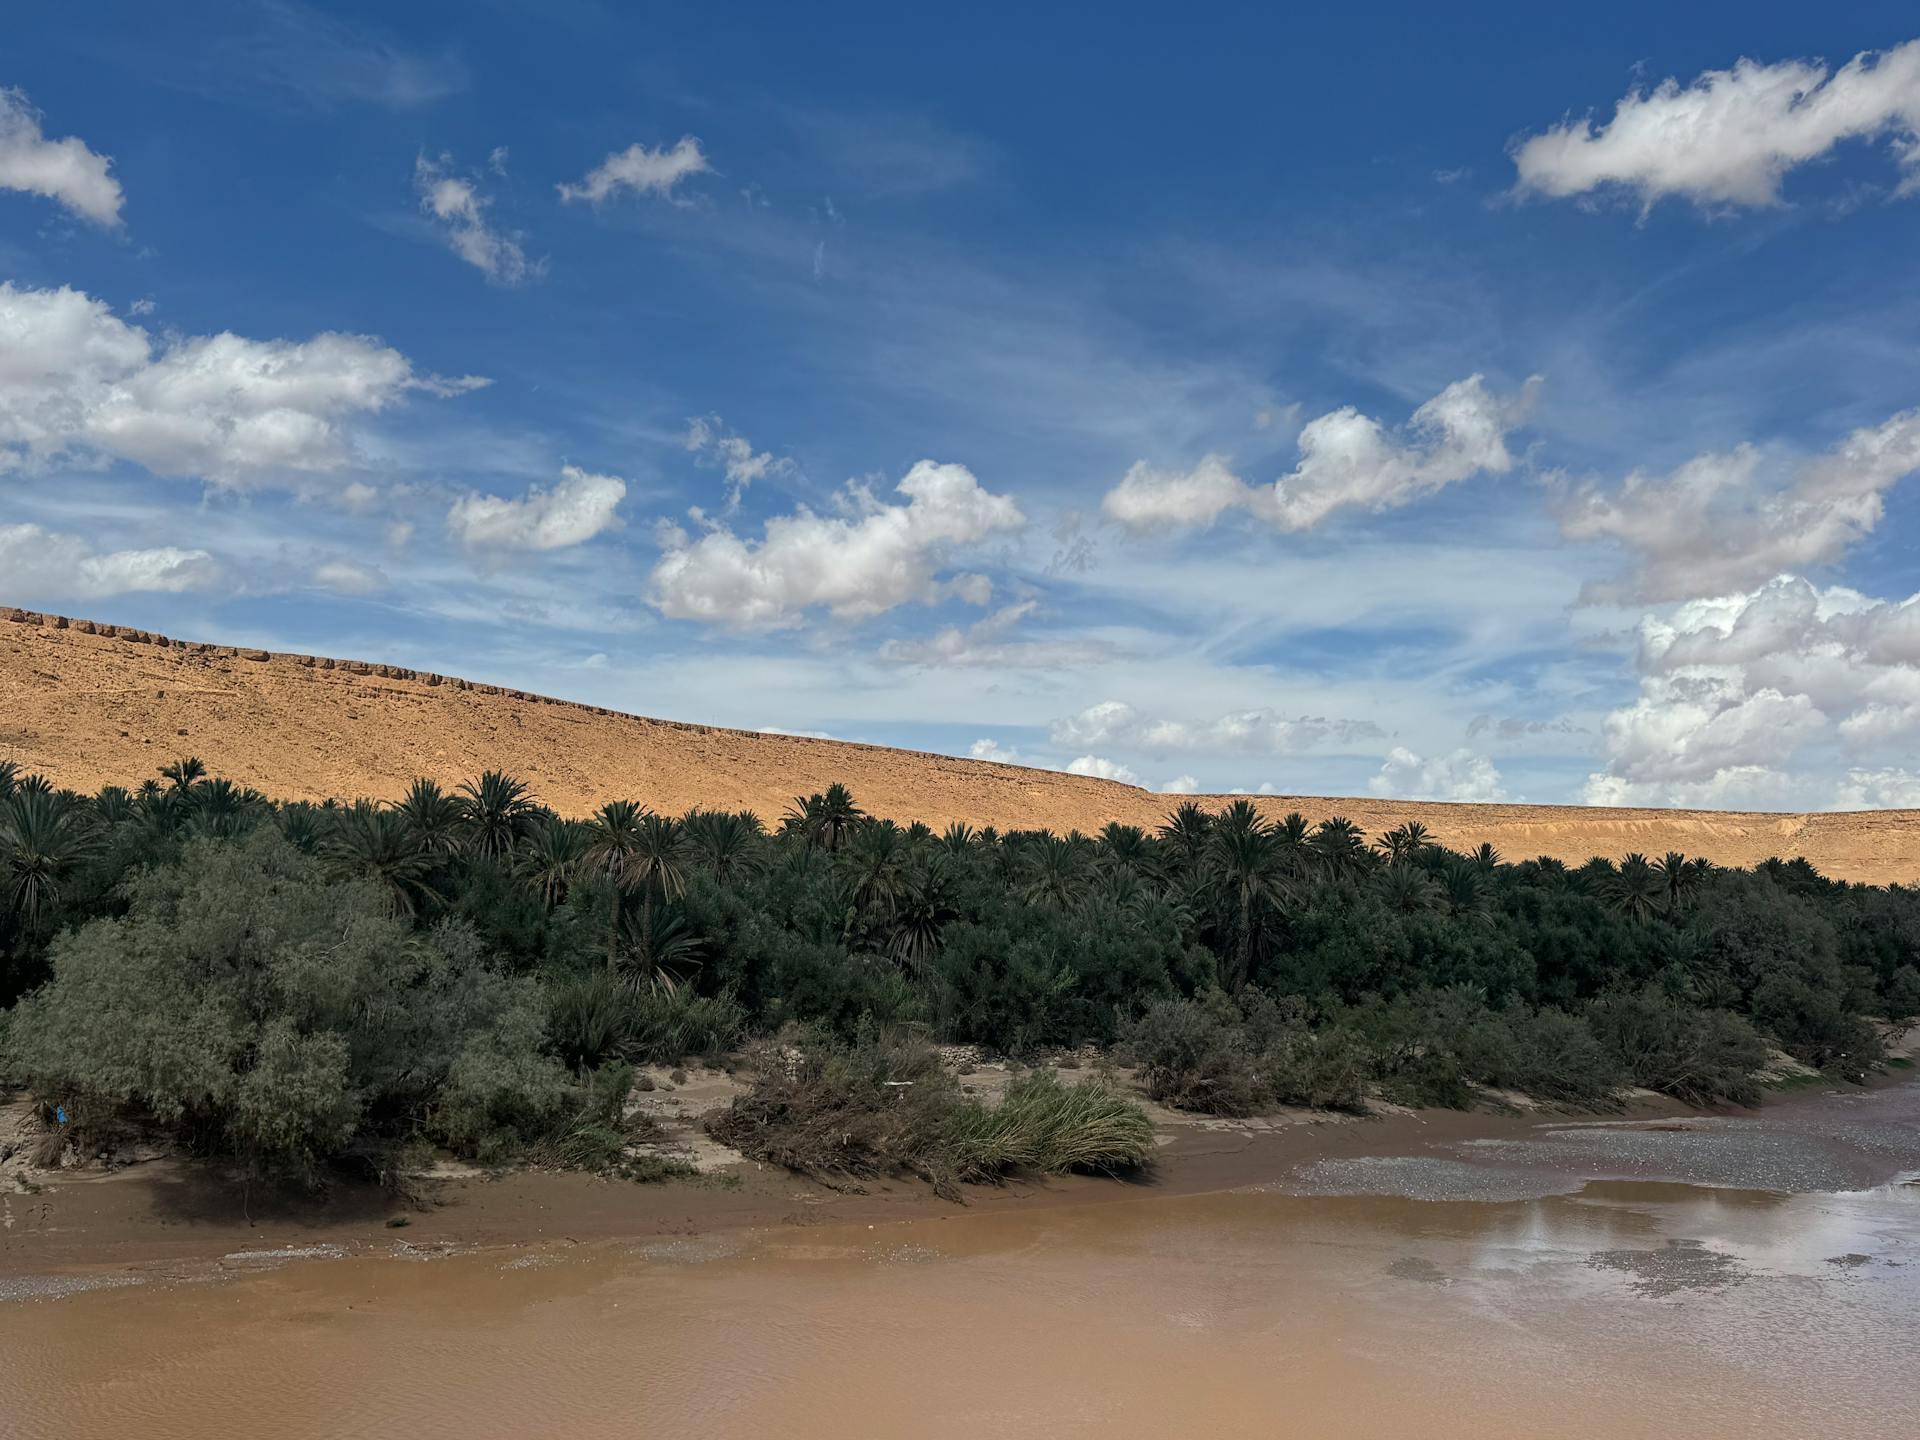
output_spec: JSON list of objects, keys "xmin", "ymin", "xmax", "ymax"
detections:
[{"xmin": 5, "ymin": 831, "xmax": 567, "ymax": 1180}]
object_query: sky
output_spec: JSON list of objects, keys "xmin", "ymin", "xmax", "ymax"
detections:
[{"xmin": 4, "ymin": 2, "xmax": 1920, "ymax": 811}]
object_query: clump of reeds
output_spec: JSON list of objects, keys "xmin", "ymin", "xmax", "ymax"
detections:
[{"xmin": 708, "ymin": 1030, "xmax": 1153, "ymax": 1200}]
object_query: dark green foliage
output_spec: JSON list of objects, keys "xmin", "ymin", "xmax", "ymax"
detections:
[{"xmin": 5, "ymin": 764, "xmax": 1914, "ymax": 1187}]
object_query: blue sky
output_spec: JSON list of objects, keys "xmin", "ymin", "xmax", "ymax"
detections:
[{"xmin": 5, "ymin": 2, "xmax": 1920, "ymax": 809}]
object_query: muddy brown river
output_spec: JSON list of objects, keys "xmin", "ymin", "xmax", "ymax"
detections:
[{"xmin": 5, "ymin": 1084, "xmax": 1917, "ymax": 1439}]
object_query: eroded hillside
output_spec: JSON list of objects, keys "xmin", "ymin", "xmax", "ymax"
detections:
[{"xmin": 4, "ymin": 607, "xmax": 1916, "ymax": 882}]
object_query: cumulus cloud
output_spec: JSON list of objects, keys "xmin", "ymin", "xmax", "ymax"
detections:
[
  {"xmin": 558, "ymin": 136, "xmax": 710, "ymax": 205},
  {"xmin": 0, "ymin": 283, "xmax": 485, "ymax": 488},
  {"xmin": 448, "ymin": 465, "xmax": 626, "ymax": 551},
  {"xmin": 1562, "ymin": 409, "xmax": 1920, "ymax": 601},
  {"xmin": 415, "ymin": 154, "xmax": 539, "ymax": 285},
  {"xmin": 1582, "ymin": 576, "xmax": 1920, "ymax": 807},
  {"xmin": 1102, "ymin": 375, "xmax": 1538, "ymax": 533},
  {"xmin": 1103, "ymin": 454, "xmax": 1252, "ymax": 531},
  {"xmin": 0, "ymin": 523, "xmax": 215, "ymax": 597},
  {"xmin": 1065, "ymin": 754, "xmax": 1140, "ymax": 785},
  {"xmin": 1050, "ymin": 699, "xmax": 1381, "ymax": 755},
  {"xmin": 0, "ymin": 88, "xmax": 123, "ymax": 226},
  {"xmin": 1160, "ymin": 774, "xmax": 1200, "ymax": 794},
  {"xmin": 1512, "ymin": 39, "xmax": 1920, "ymax": 212},
  {"xmin": 684, "ymin": 415, "xmax": 787, "ymax": 513},
  {"xmin": 1834, "ymin": 768, "xmax": 1920, "ymax": 810},
  {"xmin": 1369, "ymin": 746, "xmax": 1508, "ymax": 803},
  {"xmin": 968, "ymin": 738, "xmax": 1029, "ymax": 765},
  {"xmin": 648, "ymin": 459, "xmax": 1024, "ymax": 630}
]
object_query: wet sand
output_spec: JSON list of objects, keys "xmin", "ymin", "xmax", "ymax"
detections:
[{"xmin": 4, "ymin": 1082, "xmax": 1916, "ymax": 1439}]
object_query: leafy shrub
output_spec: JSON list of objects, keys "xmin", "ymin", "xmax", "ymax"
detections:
[
  {"xmin": 6, "ymin": 832, "xmax": 567, "ymax": 1182},
  {"xmin": 1587, "ymin": 987, "xmax": 1768, "ymax": 1106}
]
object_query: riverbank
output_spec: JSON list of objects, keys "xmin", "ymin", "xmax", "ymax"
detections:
[
  {"xmin": 6, "ymin": 1078, "xmax": 1918, "ymax": 1440},
  {"xmin": 9, "ymin": 1044, "xmax": 1910, "ymax": 1284}
]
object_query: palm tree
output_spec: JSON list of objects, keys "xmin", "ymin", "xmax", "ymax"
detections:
[
  {"xmin": 940, "ymin": 821, "xmax": 978, "ymax": 854},
  {"xmin": 1205, "ymin": 801, "xmax": 1289, "ymax": 990},
  {"xmin": 186, "ymin": 777, "xmax": 264, "ymax": 839},
  {"xmin": 92, "ymin": 785, "xmax": 134, "ymax": 825},
  {"xmin": 457, "ymin": 770, "xmax": 535, "ymax": 861},
  {"xmin": 1155, "ymin": 802, "xmax": 1212, "ymax": 871},
  {"xmin": 0, "ymin": 789, "xmax": 100, "ymax": 931},
  {"xmin": 615, "ymin": 902, "xmax": 706, "ymax": 995},
  {"xmin": 1308, "ymin": 816, "xmax": 1369, "ymax": 880},
  {"xmin": 1022, "ymin": 834, "xmax": 1087, "ymax": 911},
  {"xmin": 1654, "ymin": 851, "xmax": 1709, "ymax": 910},
  {"xmin": 515, "ymin": 815, "xmax": 587, "ymax": 911},
  {"xmin": 322, "ymin": 801, "xmax": 437, "ymax": 916},
  {"xmin": 1609, "ymin": 852, "xmax": 1664, "ymax": 923},
  {"xmin": 0, "ymin": 759, "xmax": 18, "ymax": 802},
  {"xmin": 158, "ymin": 756, "xmax": 206, "ymax": 794},
  {"xmin": 1470, "ymin": 841, "xmax": 1502, "ymax": 871},
  {"xmin": 887, "ymin": 855, "xmax": 958, "ymax": 974},
  {"xmin": 1375, "ymin": 821, "xmax": 1432, "ymax": 863},
  {"xmin": 782, "ymin": 782, "xmax": 865, "ymax": 851},
  {"xmin": 1377, "ymin": 862, "xmax": 1442, "ymax": 915},
  {"xmin": 1437, "ymin": 853, "xmax": 1495, "ymax": 926},
  {"xmin": 685, "ymin": 809, "xmax": 764, "ymax": 884},
  {"xmin": 1099, "ymin": 822, "xmax": 1149, "ymax": 867},
  {"xmin": 583, "ymin": 799, "xmax": 646, "ymax": 878},
  {"xmin": 847, "ymin": 820, "xmax": 909, "ymax": 913},
  {"xmin": 276, "ymin": 802, "xmax": 327, "ymax": 853},
  {"xmin": 396, "ymin": 778, "xmax": 464, "ymax": 855},
  {"xmin": 626, "ymin": 813, "xmax": 691, "ymax": 900}
]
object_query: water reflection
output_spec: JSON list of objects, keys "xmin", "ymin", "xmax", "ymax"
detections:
[{"xmin": 3, "ymin": 1086, "xmax": 1916, "ymax": 1440}]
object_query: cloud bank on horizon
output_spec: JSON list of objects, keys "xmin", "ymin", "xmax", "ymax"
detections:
[{"xmin": 5, "ymin": 9, "xmax": 1920, "ymax": 813}]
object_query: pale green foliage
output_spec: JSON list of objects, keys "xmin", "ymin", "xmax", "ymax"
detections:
[{"xmin": 6, "ymin": 830, "xmax": 565, "ymax": 1181}]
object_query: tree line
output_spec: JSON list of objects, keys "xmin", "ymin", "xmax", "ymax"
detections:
[{"xmin": 1, "ymin": 759, "xmax": 1914, "ymax": 1182}]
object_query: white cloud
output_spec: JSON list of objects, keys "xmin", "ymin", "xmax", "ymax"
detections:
[
  {"xmin": 415, "ymin": 154, "xmax": 539, "ymax": 285},
  {"xmin": 448, "ymin": 465, "xmax": 626, "ymax": 551},
  {"xmin": 1066, "ymin": 754, "xmax": 1140, "ymax": 785},
  {"xmin": 878, "ymin": 600, "xmax": 1110, "ymax": 668},
  {"xmin": 1102, "ymin": 375, "xmax": 1538, "ymax": 533},
  {"xmin": 0, "ymin": 88, "xmax": 123, "ymax": 226},
  {"xmin": 558, "ymin": 136, "xmax": 710, "ymax": 205},
  {"xmin": 0, "ymin": 282, "xmax": 486, "ymax": 488},
  {"xmin": 1562, "ymin": 408, "xmax": 1920, "ymax": 601},
  {"xmin": 968, "ymin": 737, "xmax": 1028, "ymax": 765},
  {"xmin": 1160, "ymin": 774, "xmax": 1200, "ymax": 794},
  {"xmin": 1103, "ymin": 453, "xmax": 1252, "ymax": 531},
  {"xmin": 1050, "ymin": 699, "xmax": 1381, "ymax": 755},
  {"xmin": 1582, "ymin": 765, "xmax": 1809, "ymax": 812},
  {"xmin": 648, "ymin": 459, "xmax": 1024, "ymax": 630},
  {"xmin": 1369, "ymin": 746, "xmax": 1508, "ymax": 802},
  {"xmin": 0, "ymin": 522, "xmax": 215, "ymax": 597},
  {"xmin": 684, "ymin": 415, "xmax": 787, "ymax": 512},
  {"xmin": 1834, "ymin": 768, "xmax": 1920, "ymax": 810},
  {"xmin": 1581, "ymin": 576, "xmax": 1920, "ymax": 807},
  {"xmin": 1513, "ymin": 39, "xmax": 1920, "ymax": 212}
]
